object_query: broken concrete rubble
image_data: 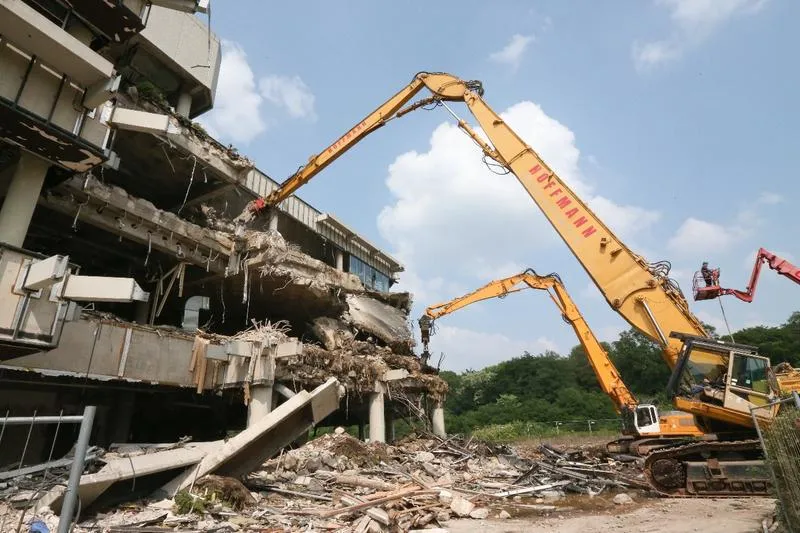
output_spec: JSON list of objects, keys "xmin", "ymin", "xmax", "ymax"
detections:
[
  {"xmin": 7, "ymin": 433, "xmax": 652, "ymax": 532},
  {"xmin": 36, "ymin": 378, "xmax": 341, "ymax": 515},
  {"xmin": 343, "ymin": 293, "xmax": 415, "ymax": 355}
]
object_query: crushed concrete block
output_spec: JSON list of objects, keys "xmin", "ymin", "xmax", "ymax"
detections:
[
  {"xmin": 383, "ymin": 368, "xmax": 410, "ymax": 381},
  {"xmin": 275, "ymin": 339, "xmax": 303, "ymax": 357},
  {"xmin": 415, "ymin": 451, "xmax": 435, "ymax": 463},
  {"xmin": 343, "ymin": 294, "xmax": 413, "ymax": 353},
  {"xmin": 449, "ymin": 494, "xmax": 475, "ymax": 517},
  {"xmin": 283, "ymin": 455, "xmax": 298, "ymax": 471},
  {"xmin": 498, "ymin": 510, "xmax": 511, "ymax": 519},
  {"xmin": 540, "ymin": 490, "xmax": 565, "ymax": 502},
  {"xmin": 613, "ymin": 493, "xmax": 634, "ymax": 505},
  {"xmin": 311, "ymin": 317, "xmax": 354, "ymax": 351},
  {"xmin": 470, "ymin": 508, "xmax": 490, "ymax": 519}
]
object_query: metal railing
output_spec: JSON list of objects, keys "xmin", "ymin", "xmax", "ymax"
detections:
[
  {"xmin": 751, "ymin": 393, "xmax": 800, "ymax": 533},
  {"xmin": 0, "ymin": 406, "xmax": 96, "ymax": 533}
]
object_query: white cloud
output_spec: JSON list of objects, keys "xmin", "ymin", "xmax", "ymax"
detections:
[
  {"xmin": 489, "ymin": 34, "xmax": 535, "ymax": 71},
  {"xmin": 427, "ymin": 324, "xmax": 558, "ymax": 371},
  {"xmin": 378, "ymin": 100, "xmax": 661, "ymax": 371},
  {"xmin": 259, "ymin": 75, "xmax": 316, "ymax": 120},
  {"xmin": 634, "ymin": 0, "xmax": 769, "ymax": 69},
  {"xmin": 598, "ymin": 324, "xmax": 628, "ymax": 343},
  {"xmin": 667, "ymin": 217, "xmax": 739, "ymax": 255},
  {"xmin": 471, "ymin": 259, "xmax": 526, "ymax": 283},
  {"xmin": 199, "ymin": 40, "xmax": 266, "ymax": 144},
  {"xmin": 632, "ymin": 40, "xmax": 681, "ymax": 68},
  {"xmin": 580, "ymin": 282, "xmax": 603, "ymax": 301},
  {"xmin": 757, "ymin": 191, "xmax": 782, "ymax": 205},
  {"xmin": 695, "ymin": 309, "xmax": 728, "ymax": 333},
  {"xmin": 378, "ymin": 101, "xmax": 660, "ymax": 295}
]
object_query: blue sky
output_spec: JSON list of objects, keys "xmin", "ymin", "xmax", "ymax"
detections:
[{"xmin": 199, "ymin": 0, "xmax": 799, "ymax": 372}]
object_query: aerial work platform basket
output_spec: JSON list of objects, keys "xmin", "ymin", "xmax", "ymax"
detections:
[{"xmin": 693, "ymin": 268, "xmax": 722, "ymax": 301}]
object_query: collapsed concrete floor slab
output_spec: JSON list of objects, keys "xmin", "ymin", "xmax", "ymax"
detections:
[{"xmin": 43, "ymin": 378, "xmax": 342, "ymax": 513}]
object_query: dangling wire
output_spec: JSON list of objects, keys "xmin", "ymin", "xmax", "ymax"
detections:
[
  {"xmin": 483, "ymin": 154, "xmax": 510, "ymax": 175},
  {"xmin": 717, "ymin": 297, "xmax": 735, "ymax": 343},
  {"xmin": 177, "ymin": 156, "xmax": 197, "ymax": 215},
  {"xmin": 144, "ymin": 232, "xmax": 152, "ymax": 266}
]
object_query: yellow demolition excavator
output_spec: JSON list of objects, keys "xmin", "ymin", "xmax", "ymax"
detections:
[
  {"xmin": 233, "ymin": 71, "xmax": 800, "ymax": 496},
  {"xmin": 416, "ymin": 267, "xmax": 705, "ymax": 456}
]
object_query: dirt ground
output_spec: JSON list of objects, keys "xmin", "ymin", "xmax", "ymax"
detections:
[{"xmin": 446, "ymin": 496, "xmax": 776, "ymax": 533}]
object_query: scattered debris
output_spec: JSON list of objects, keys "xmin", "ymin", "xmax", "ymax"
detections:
[{"xmin": 13, "ymin": 433, "xmax": 651, "ymax": 532}]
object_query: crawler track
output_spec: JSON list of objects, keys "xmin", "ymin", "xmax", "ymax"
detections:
[{"xmin": 643, "ymin": 439, "xmax": 770, "ymax": 497}]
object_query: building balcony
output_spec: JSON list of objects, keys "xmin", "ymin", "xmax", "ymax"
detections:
[{"xmin": 0, "ymin": 37, "xmax": 111, "ymax": 171}]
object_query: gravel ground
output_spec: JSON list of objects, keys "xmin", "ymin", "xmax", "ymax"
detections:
[{"xmin": 445, "ymin": 496, "xmax": 776, "ymax": 533}]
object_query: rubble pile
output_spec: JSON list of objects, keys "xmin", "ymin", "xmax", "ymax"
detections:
[
  {"xmin": 281, "ymin": 341, "xmax": 447, "ymax": 400},
  {"xmin": 13, "ymin": 433, "xmax": 649, "ymax": 532}
]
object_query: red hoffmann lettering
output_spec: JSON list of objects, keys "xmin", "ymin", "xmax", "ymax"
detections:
[
  {"xmin": 528, "ymin": 164, "xmax": 596, "ymax": 238},
  {"xmin": 328, "ymin": 121, "xmax": 369, "ymax": 154}
]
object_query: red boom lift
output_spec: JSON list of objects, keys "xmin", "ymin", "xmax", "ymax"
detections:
[{"xmin": 694, "ymin": 248, "xmax": 800, "ymax": 302}]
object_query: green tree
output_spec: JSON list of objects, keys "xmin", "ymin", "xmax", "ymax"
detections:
[
  {"xmin": 441, "ymin": 311, "xmax": 800, "ymax": 438},
  {"xmin": 608, "ymin": 329, "xmax": 670, "ymax": 399}
]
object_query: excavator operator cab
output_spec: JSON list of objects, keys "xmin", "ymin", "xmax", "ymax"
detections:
[
  {"xmin": 668, "ymin": 332, "xmax": 779, "ymax": 420},
  {"xmin": 620, "ymin": 404, "xmax": 662, "ymax": 436},
  {"xmin": 693, "ymin": 262, "xmax": 723, "ymax": 301},
  {"xmin": 634, "ymin": 404, "xmax": 661, "ymax": 435}
]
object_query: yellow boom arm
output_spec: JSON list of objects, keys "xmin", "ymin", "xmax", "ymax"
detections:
[
  {"xmin": 237, "ymin": 71, "xmax": 706, "ymax": 368},
  {"xmin": 421, "ymin": 268, "xmax": 637, "ymax": 413}
]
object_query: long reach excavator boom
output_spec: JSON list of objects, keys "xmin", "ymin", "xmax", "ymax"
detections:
[
  {"xmin": 420, "ymin": 268, "xmax": 638, "ymax": 409},
  {"xmin": 419, "ymin": 267, "xmax": 705, "ymax": 456},
  {"xmin": 234, "ymin": 71, "xmax": 800, "ymax": 496},
  {"xmin": 234, "ymin": 72, "xmax": 707, "ymax": 368}
]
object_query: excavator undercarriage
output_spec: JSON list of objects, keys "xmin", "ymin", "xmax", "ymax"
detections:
[{"xmin": 643, "ymin": 439, "xmax": 769, "ymax": 496}]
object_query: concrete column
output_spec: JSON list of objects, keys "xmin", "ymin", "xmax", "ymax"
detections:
[
  {"xmin": 388, "ymin": 411, "xmax": 396, "ymax": 443},
  {"xmin": 369, "ymin": 388, "xmax": 385, "ymax": 443},
  {"xmin": 134, "ymin": 299, "xmax": 150, "ymax": 324},
  {"xmin": 432, "ymin": 401, "xmax": 446, "ymax": 438},
  {"xmin": 247, "ymin": 384, "xmax": 274, "ymax": 427},
  {"xmin": 176, "ymin": 91, "xmax": 192, "ymax": 117},
  {"xmin": 0, "ymin": 152, "xmax": 50, "ymax": 247},
  {"xmin": 268, "ymin": 213, "xmax": 279, "ymax": 232},
  {"xmin": 110, "ymin": 392, "xmax": 135, "ymax": 443},
  {"xmin": 335, "ymin": 250, "xmax": 344, "ymax": 271}
]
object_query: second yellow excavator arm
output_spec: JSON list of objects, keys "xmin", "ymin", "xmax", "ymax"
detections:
[
  {"xmin": 420, "ymin": 268, "xmax": 637, "ymax": 413},
  {"xmin": 236, "ymin": 71, "xmax": 707, "ymax": 366}
]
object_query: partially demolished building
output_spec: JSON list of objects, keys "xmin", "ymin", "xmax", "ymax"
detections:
[{"xmin": 0, "ymin": 0, "xmax": 446, "ymax": 466}]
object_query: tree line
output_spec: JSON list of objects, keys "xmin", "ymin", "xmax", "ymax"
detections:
[{"xmin": 440, "ymin": 311, "xmax": 800, "ymax": 435}]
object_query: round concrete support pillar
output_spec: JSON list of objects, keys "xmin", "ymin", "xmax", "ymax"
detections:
[
  {"xmin": 432, "ymin": 401, "xmax": 446, "ymax": 438},
  {"xmin": 268, "ymin": 213, "xmax": 279, "ymax": 232},
  {"xmin": 388, "ymin": 411, "xmax": 396, "ymax": 443},
  {"xmin": 0, "ymin": 152, "xmax": 50, "ymax": 248},
  {"xmin": 369, "ymin": 390, "xmax": 385, "ymax": 443},
  {"xmin": 335, "ymin": 250, "xmax": 344, "ymax": 271},
  {"xmin": 247, "ymin": 384, "xmax": 274, "ymax": 427},
  {"xmin": 134, "ymin": 298, "xmax": 150, "ymax": 325},
  {"xmin": 176, "ymin": 91, "xmax": 192, "ymax": 117}
]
